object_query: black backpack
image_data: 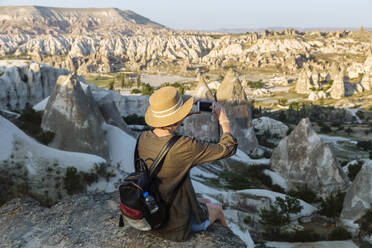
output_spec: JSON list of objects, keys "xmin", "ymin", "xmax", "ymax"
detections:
[{"xmin": 119, "ymin": 135, "xmax": 182, "ymax": 230}]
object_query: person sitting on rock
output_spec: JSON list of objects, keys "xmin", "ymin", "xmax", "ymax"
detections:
[{"xmin": 137, "ymin": 86, "xmax": 238, "ymax": 241}]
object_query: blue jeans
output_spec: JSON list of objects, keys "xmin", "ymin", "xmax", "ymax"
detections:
[{"xmin": 191, "ymin": 219, "xmax": 210, "ymax": 232}]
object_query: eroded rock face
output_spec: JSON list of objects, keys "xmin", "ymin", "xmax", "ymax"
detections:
[
  {"xmin": 0, "ymin": 60, "xmax": 69, "ymax": 110},
  {"xmin": 340, "ymin": 160, "xmax": 372, "ymax": 235},
  {"xmin": 41, "ymin": 74, "xmax": 109, "ymax": 159},
  {"xmin": 0, "ymin": 192, "xmax": 246, "ymax": 248},
  {"xmin": 270, "ymin": 118, "xmax": 349, "ymax": 198}
]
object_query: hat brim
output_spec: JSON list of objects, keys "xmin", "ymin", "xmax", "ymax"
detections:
[{"xmin": 145, "ymin": 96, "xmax": 194, "ymax": 128}]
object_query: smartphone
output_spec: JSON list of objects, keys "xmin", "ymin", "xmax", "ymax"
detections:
[{"xmin": 198, "ymin": 101, "xmax": 213, "ymax": 112}]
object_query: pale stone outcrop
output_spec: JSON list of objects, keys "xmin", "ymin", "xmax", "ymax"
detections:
[
  {"xmin": 252, "ymin": 117, "xmax": 288, "ymax": 138},
  {"xmin": 308, "ymin": 91, "xmax": 327, "ymax": 101},
  {"xmin": 41, "ymin": 74, "xmax": 109, "ymax": 159},
  {"xmin": 270, "ymin": 118, "xmax": 349, "ymax": 198},
  {"xmin": 329, "ymin": 71, "xmax": 345, "ymax": 99},
  {"xmin": 340, "ymin": 160, "xmax": 372, "ymax": 236},
  {"xmin": 0, "ymin": 60, "xmax": 69, "ymax": 110},
  {"xmin": 295, "ymin": 69, "xmax": 312, "ymax": 94}
]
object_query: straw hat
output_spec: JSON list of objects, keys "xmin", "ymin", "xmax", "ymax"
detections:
[{"xmin": 145, "ymin": 86, "xmax": 194, "ymax": 127}]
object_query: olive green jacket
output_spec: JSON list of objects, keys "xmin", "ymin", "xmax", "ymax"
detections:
[{"xmin": 137, "ymin": 131, "xmax": 238, "ymax": 241}]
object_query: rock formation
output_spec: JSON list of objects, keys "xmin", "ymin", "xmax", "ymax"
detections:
[
  {"xmin": 0, "ymin": 192, "xmax": 246, "ymax": 248},
  {"xmin": 361, "ymin": 70, "xmax": 371, "ymax": 91},
  {"xmin": 216, "ymin": 69, "xmax": 259, "ymax": 154},
  {"xmin": 41, "ymin": 74, "xmax": 109, "ymax": 159},
  {"xmin": 0, "ymin": 60, "xmax": 69, "ymax": 110},
  {"xmin": 192, "ymin": 74, "xmax": 215, "ymax": 101},
  {"xmin": 252, "ymin": 117, "xmax": 288, "ymax": 138},
  {"xmin": 95, "ymin": 91, "xmax": 135, "ymax": 136},
  {"xmin": 340, "ymin": 160, "xmax": 372, "ymax": 235},
  {"xmin": 270, "ymin": 118, "xmax": 349, "ymax": 198},
  {"xmin": 329, "ymin": 68, "xmax": 346, "ymax": 99},
  {"xmin": 0, "ymin": 115, "xmax": 106, "ymax": 205},
  {"xmin": 92, "ymin": 91, "xmax": 149, "ymax": 117}
]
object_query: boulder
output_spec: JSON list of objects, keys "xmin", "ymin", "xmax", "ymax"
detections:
[
  {"xmin": 270, "ymin": 118, "xmax": 349, "ymax": 198},
  {"xmin": 41, "ymin": 74, "xmax": 109, "ymax": 159},
  {"xmin": 339, "ymin": 160, "xmax": 372, "ymax": 235},
  {"xmin": 0, "ymin": 192, "xmax": 246, "ymax": 248},
  {"xmin": 252, "ymin": 117, "xmax": 288, "ymax": 138}
]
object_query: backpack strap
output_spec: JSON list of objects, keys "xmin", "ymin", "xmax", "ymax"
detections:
[
  {"xmin": 133, "ymin": 134, "xmax": 141, "ymax": 164},
  {"xmin": 149, "ymin": 135, "xmax": 181, "ymax": 178}
]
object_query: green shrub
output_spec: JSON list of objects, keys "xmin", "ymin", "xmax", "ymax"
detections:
[
  {"xmin": 64, "ymin": 167, "xmax": 85, "ymax": 195},
  {"xmin": 357, "ymin": 140, "xmax": 372, "ymax": 151},
  {"xmin": 328, "ymin": 227, "xmax": 351, "ymax": 240},
  {"xmin": 123, "ymin": 114, "xmax": 146, "ymax": 125},
  {"xmin": 360, "ymin": 241, "xmax": 372, "ymax": 248},
  {"xmin": 361, "ymin": 209, "xmax": 372, "ymax": 234},
  {"xmin": 93, "ymin": 163, "xmax": 116, "ymax": 181},
  {"xmin": 277, "ymin": 230, "xmax": 321, "ymax": 242},
  {"xmin": 345, "ymin": 127, "xmax": 353, "ymax": 135},
  {"xmin": 260, "ymin": 196, "xmax": 303, "ymax": 227},
  {"xmin": 130, "ymin": 88, "xmax": 141, "ymax": 94},
  {"xmin": 141, "ymin": 83, "xmax": 154, "ymax": 95},
  {"xmin": 278, "ymin": 99, "xmax": 288, "ymax": 106},
  {"xmin": 247, "ymin": 80, "xmax": 264, "ymax": 89},
  {"xmin": 288, "ymin": 185, "xmax": 319, "ymax": 203},
  {"xmin": 36, "ymin": 131, "xmax": 55, "ymax": 145},
  {"xmin": 347, "ymin": 161, "xmax": 363, "ymax": 181},
  {"xmin": 320, "ymin": 125, "xmax": 332, "ymax": 133},
  {"xmin": 318, "ymin": 191, "xmax": 346, "ymax": 218}
]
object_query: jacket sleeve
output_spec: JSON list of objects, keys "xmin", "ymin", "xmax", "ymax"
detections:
[{"xmin": 187, "ymin": 133, "xmax": 238, "ymax": 166}]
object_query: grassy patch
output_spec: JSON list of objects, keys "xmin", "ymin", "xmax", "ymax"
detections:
[{"xmin": 85, "ymin": 75, "xmax": 113, "ymax": 88}]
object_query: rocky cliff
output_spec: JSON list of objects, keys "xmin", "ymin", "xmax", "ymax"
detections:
[{"xmin": 0, "ymin": 192, "xmax": 246, "ymax": 248}]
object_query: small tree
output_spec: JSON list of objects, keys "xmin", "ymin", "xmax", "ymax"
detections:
[
  {"xmin": 136, "ymin": 75, "xmax": 141, "ymax": 88},
  {"xmin": 108, "ymin": 79, "xmax": 114, "ymax": 91},
  {"xmin": 260, "ymin": 196, "xmax": 303, "ymax": 228}
]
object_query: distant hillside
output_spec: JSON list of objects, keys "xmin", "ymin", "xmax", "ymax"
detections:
[{"xmin": 0, "ymin": 6, "xmax": 166, "ymax": 35}]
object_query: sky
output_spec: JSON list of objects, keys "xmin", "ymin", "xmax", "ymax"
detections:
[{"xmin": 0, "ymin": 0, "xmax": 372, "ymax": 30}]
